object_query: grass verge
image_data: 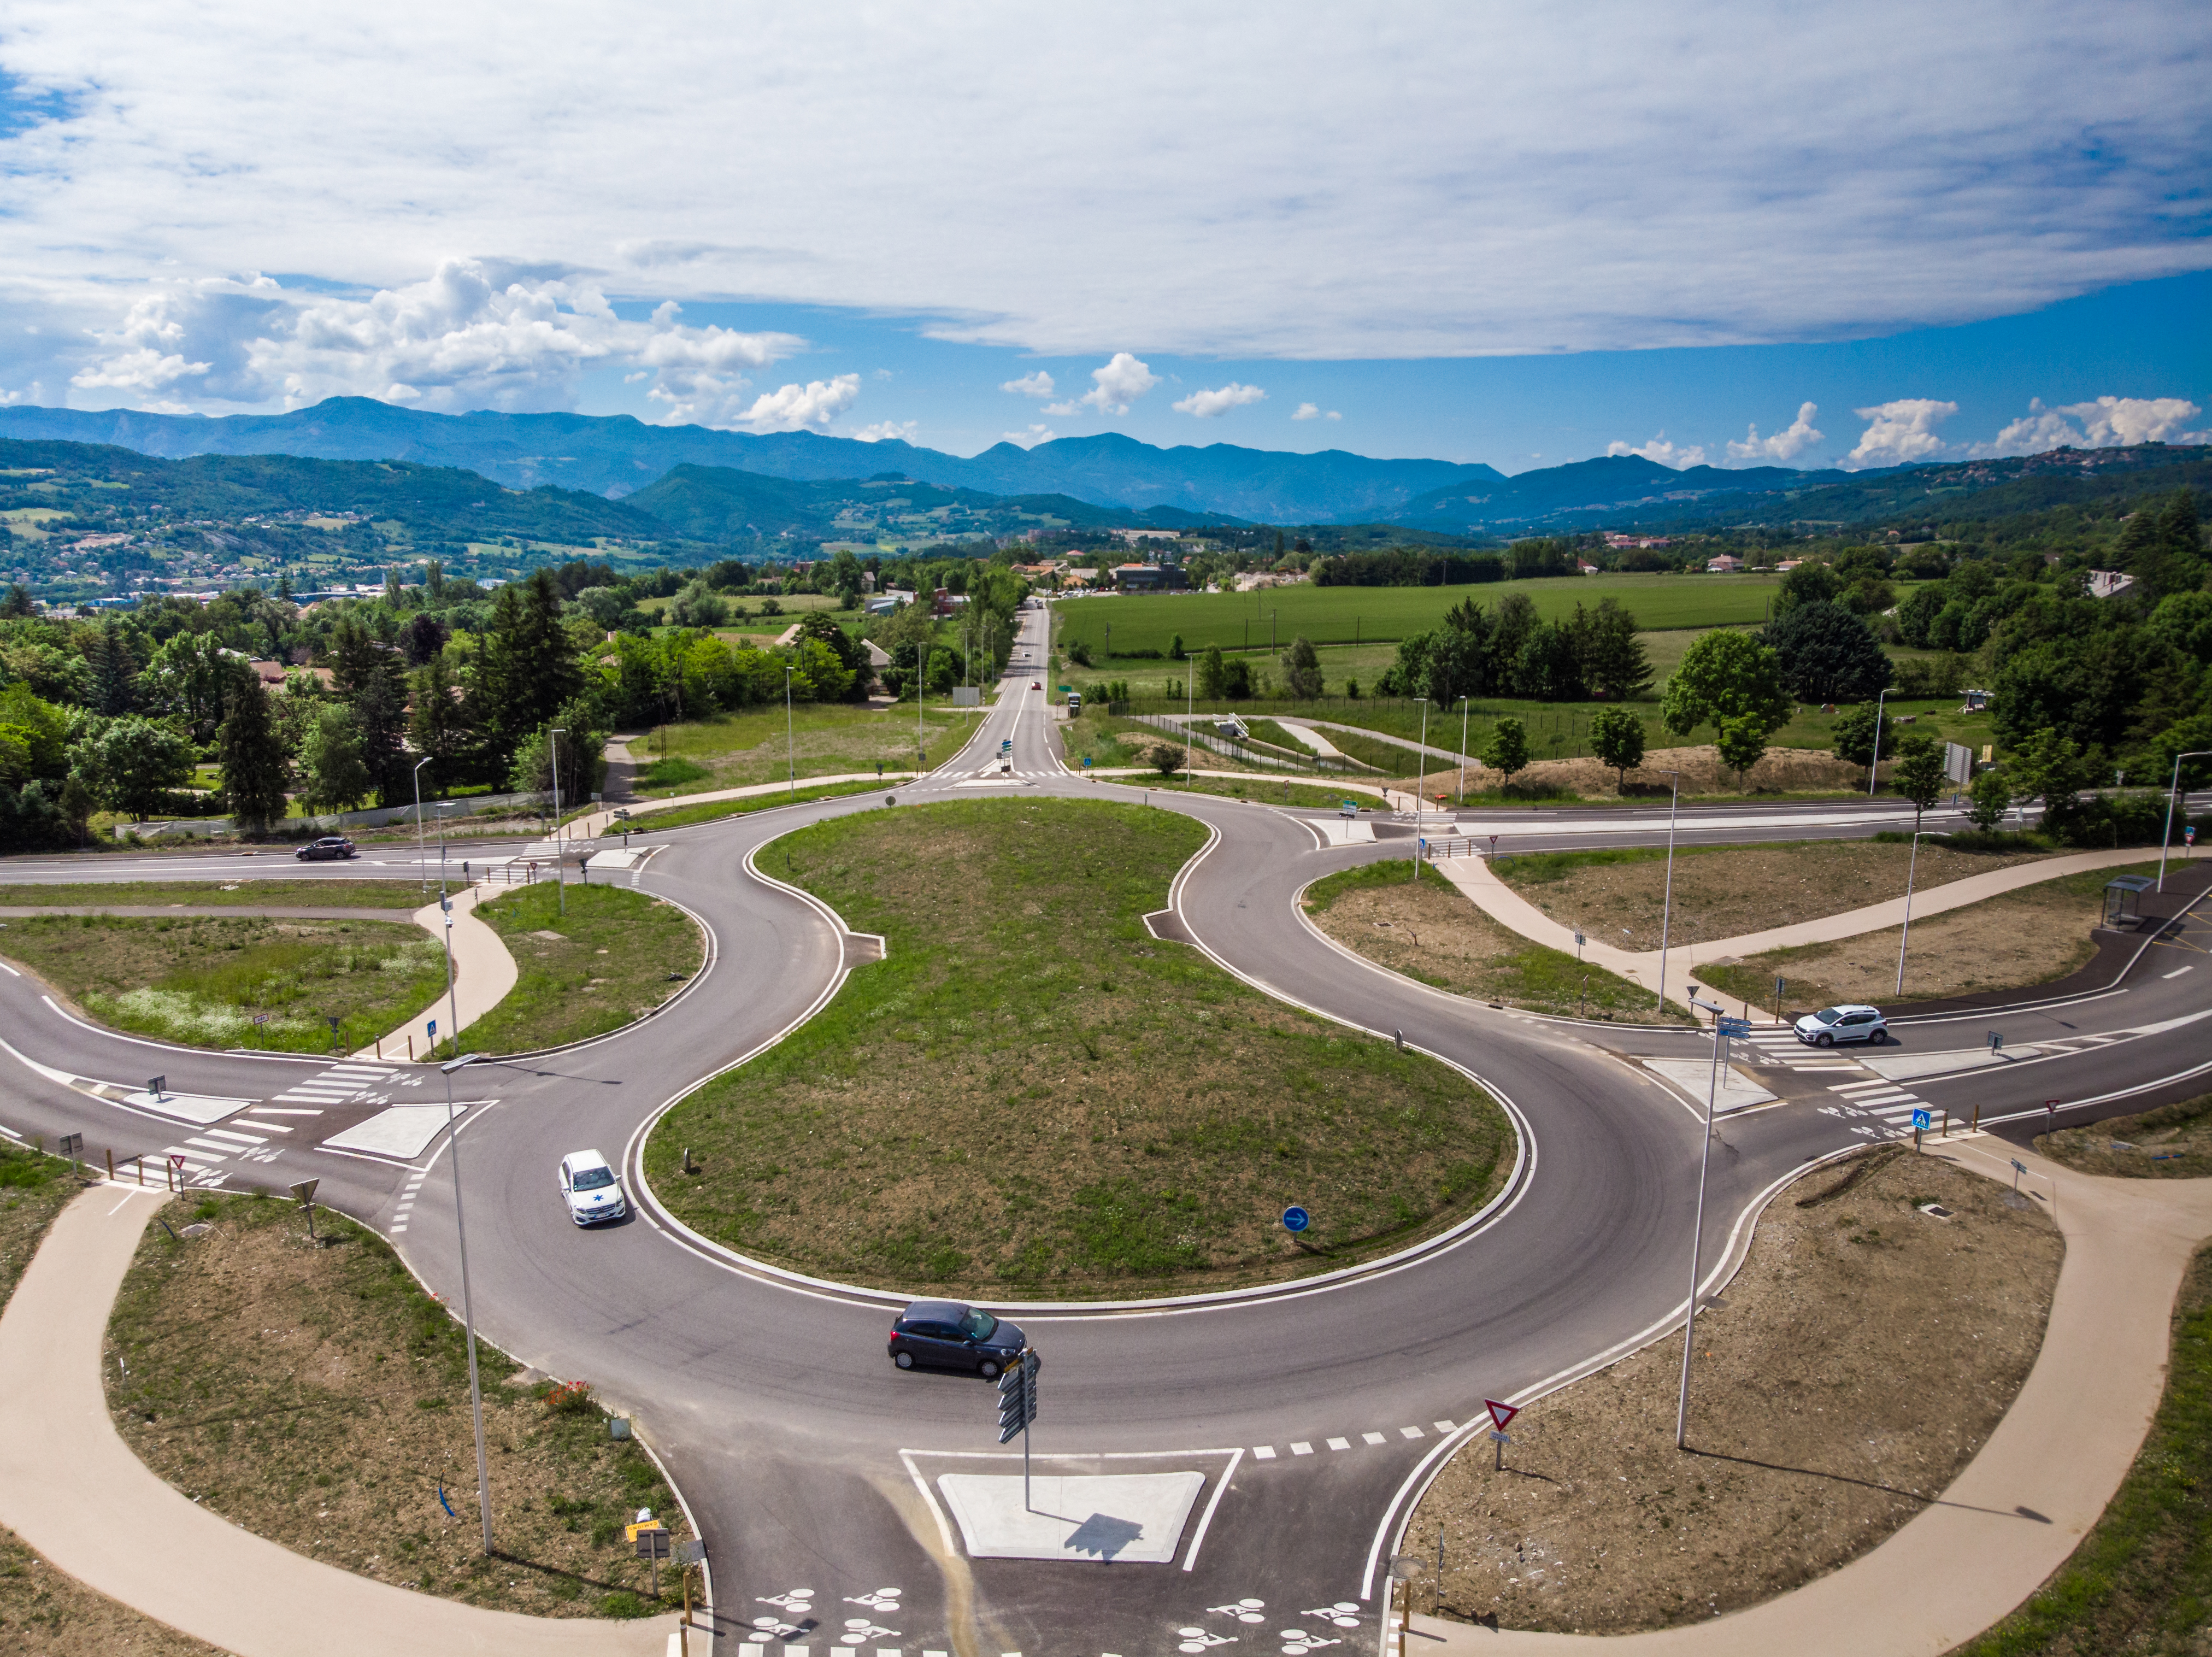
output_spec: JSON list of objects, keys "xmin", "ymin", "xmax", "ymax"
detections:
[
  {"xmin": 1408, "ymin": 1144, "xmax": 2061, "ymax": 1634},
  {"xmin": 2035, "ymin": 1092, "xmax": 2212, "ymax": 1179},
  {"xmin": 1952, "ymin": 1241, "xmax": 2212, "ymax": 1657},
  {"xmin": 0, "ymin": 914, "xmax": 446, "ymax": 1053},
  {"xmin": 447, "ymin": 883, "xmax": 703, "ymax": 1056},
  {"xmin": 605, "ymin": 778, "xmax": 903, "ymax": 835},
  {"xmin": 104, "ymin": 1191, "xmax": 691, "ymax": 1619},
  {"xmin": 1303, "ymin": 861, "xmax": 1686, "ymax": 1024},
  {"xmin": 1091, "ymin": 773, "xmax": 1380, "ymax": 811},
  {"xmin": 628, "ymin": 704, "xmax": 981, "ymax": 792},
  {"xmin": 647, "ymin": 797, "xmax": 1514, "ymax": 1297},
  {"xmin": 0, "ymin": 880, "xmax": 426, "ymax": 909}
]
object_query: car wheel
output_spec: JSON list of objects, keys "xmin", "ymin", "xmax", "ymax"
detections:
[
  {"xmin": 894, "ymin": 1351, "xmax": 914, "ymax": 1370},
  {"xmin": 1816, "ymin": 1032, "xmax": 1834, "ymax": 1048},
  {"xmin": 979, "ymin": 1359, "xmax": 1001, "ymax": 1381},
  {"xmin": 1873, "ymin": 1029, "xmax": 1888, "ymax": 1044}
]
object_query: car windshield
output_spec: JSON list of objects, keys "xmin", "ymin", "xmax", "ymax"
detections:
[
  {"xmin": 1813, "ymin": 1008, "xmax": 1843, "ymax": 1025},
  {"xmin": 961, "ymin": 1309, "xmax": 998, "ymax": 1341},
  {"xmin": 572, "ymin": 1167, "xmax": 616, "ymax": 1190}
]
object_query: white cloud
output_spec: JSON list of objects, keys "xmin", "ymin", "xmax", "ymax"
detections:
[
  {"xmin": 1725, "ymin": 401, "xmax": 1823, "ymax": 463},
  {"xmin": 1981, "ymin": 395, "xmax": 2209, "ymax": 456},
  {"xmin": 1173, "ymin": 381, "xmax": 1267, "ymax": 418},
  {"xmin": 725, "ymin": 374, "xmax": 861, "ymax": 433},
  {"xmin": 1292, "ymin": 402, "xmax": 1342, "ymax": 421},
  {"xmin": 1075, "ymin": 352, "xmax": 1159, "ymax": 415},
  {"xmin": 851, "ymin": 419, "xmax": 917, "ymax": 443},
  {"xmin": 1001, "ymin": 371, "xmax": 1056, "ymax": 398},
  {"xmin": 1845, "ymin": 399, "xmax": 1958, "ymax": 467},
  {"xmin": 1002, "ymin": 424, "xmax": 1057, "ymax": 448},
  {"xmin": 1606, "ymin": 432, "xmax": 1707, "ymax": 468}
]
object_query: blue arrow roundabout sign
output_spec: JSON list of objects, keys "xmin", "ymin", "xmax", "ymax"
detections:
[{"xmin": 1282, "ymin": 1206, "xmax": 1311, "ymax": 1234}]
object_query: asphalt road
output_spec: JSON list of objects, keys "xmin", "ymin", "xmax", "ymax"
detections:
[{"xmin": 1, "ymin": 602, "xmax": 2206, "ymax": 1657}]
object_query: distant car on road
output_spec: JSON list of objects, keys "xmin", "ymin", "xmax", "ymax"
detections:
[
  {"xmin": 294, "ymin": 836, "xmax": 357, "ymax": 861},
  {"xmin": 1032, "ymin": 680, "xmax": 1042, "ymax": 690},
  {"xmin": 1794, "ymin": 1004, "xmax": 1890, "ymax": 1047},
  {"xmin": 556, "ymin": 1150, "xmax": 628, "ymax": 1225},
  {"xmin": 888, "ymin": 1300, "xmax": 1026, "ymax": 1378}
]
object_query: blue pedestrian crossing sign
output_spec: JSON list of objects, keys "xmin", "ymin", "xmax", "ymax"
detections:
[
  {"xmin": 1911, "ymin": 1108, "xmax": 1931, "ymax": 1131},
  {"xmin": 1282, "ymin": 1206, "xmax": 1311, "ymax": 1233}
]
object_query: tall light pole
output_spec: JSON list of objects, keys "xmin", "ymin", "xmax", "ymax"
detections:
[
  {"xmin": 1654, "ymin": 769, "xmax": 1682, "ymax": 1012},
  {"xmin": 1866, "ymin": 688, "xmax": 1891, "ymax": 797},
  {"xmin": 1457, "ymin": 695, "xmax": 1471, "ymax": 806},
  {"xmin": 2159, "ymin": 751, "xmax": 2210, "ymax": 892},
  {"xmin": 548, "ymin": 727, "xmax": 567, "ymax": 918},
  {"xmin": 1676, "ymin": 994, "xmax": 1730, "ymax": 1449},
  {"xmin": 785, "ymin": 665, "xmax": 796, "ymax": 798},
  {"xmin": 411, "ymin": 755, "xmax": 433, "ymax": 896},
  {"xmin": 1413, "ymin": 697, "xmax": 1429, "ymax": 880},
  {"xmin": 438, "ymin": 1050, "xmax": 493, "ymax": 1556},
  {"xmin": 1895, "ymin": 828, "xmax": 1937, "ymax": 995},
  {"xmin": 1185, "ymin": 651, "xmax": 1193, "ymax": 788}
]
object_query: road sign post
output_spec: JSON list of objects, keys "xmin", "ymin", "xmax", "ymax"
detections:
[
  {"xmin": 996, "ymin": 1349, "xmax": 1042, "ymax": 1510},
  {"xmin": 1911, "ymin": 1107, "xmax": 1930, "ymax": 1151},
  {"xmin": 290, "ymin": 1178, "xmax": 320, "ymax": 1241},
  {"xmin": 1281, "ymin": 1206, "xmax": 1310, "ymax": 1235},
  {"xmin": 1484, "ymin": 1400, "xmax": 1520, "ymax": 1470}
]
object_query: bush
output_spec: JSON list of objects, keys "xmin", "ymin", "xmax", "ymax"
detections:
[
  {"xmin": 599, "ymin": 1591, "xmax": 654, "ymax": 1618},
  {"xmin": 543, "ymin": 1379, "xmax": 596, "ymax": 1414}
]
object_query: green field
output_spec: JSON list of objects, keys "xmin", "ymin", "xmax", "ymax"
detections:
[{"xmin": 1056, "ymin": 573, "xmax": 1791, "ymax": 659}]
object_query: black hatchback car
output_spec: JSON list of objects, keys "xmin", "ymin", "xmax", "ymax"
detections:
[
  {"xmin": 295, "ymin": 836, "xmax": 358, "ymax": 861},
  {"xmin": 887, "ymin": 1300, "xmax": 1026, "ymax": 1378}
]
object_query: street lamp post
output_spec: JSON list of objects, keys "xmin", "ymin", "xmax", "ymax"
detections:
[
  {"xmin": 548, "ymin": 727, "xmax": 566, "ymax": 918},
  {"xmin": 411, "ymin": 755, "xmax": 433, "ymax": 896},
  {"xmin": 785, "ymin": 665, "xmax": 797, "ymax": 798},
  {"xmin": 1185, "ymin": 653, "xmax": 1193, "ymax": 788},
  {"xmin": 1676, "ymin": 994, "xmax": 1731, "ymax": 1449},
  {"xmin": 1413, "ymin": 697, "xmax": 1429, "ymax": 880},
  {"xmin": 438, "ymin": 1050, "xmax": 494, "ymax": 1556},
  {"xmin": 1895, "ymin": 828, "xmax": 1937, "ymax": 995},
  {"xmin": 1457, "ymin": 695, "xmax": 1471, "ymax": 806},
  {"xmin": 1654, "ymin": 769, "xmax": 1682, "ymax": 1012},
  {"xmin": 1866, "ymin": 688, "xmax": 1891, "ymax": 797},
  {"xmin": 2159, "ymin": 751, "xmax": 2210, "ymax": 892}
]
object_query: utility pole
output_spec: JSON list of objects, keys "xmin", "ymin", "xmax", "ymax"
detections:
[
  {"xmin": 1676, "ymin": 997, "xmax": 1743, "ymax": 1448},
  {"xmin": 785, "ymin": 665, "xmax": 796, "ymax": 797},
  {"xmin": 548, "ymin": 726, "xmax": 567, "ymax": 918},
  {"xmin": 412, "ymin": 755, "xmax": 433, "ymax": 896},
  {"xmin": 439, "ymin": 1052, "xmax": 495, "ymax": 1554}
]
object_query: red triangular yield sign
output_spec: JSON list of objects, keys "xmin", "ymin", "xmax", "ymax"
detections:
[{"xmin": 1485, "ymin": 1399, "xmax": 1519, "ymax": 1431}]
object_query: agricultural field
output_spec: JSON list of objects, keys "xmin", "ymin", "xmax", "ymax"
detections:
[{"xmin": 624, "ymin": 703, "xmax": 986, "ymax": 792}]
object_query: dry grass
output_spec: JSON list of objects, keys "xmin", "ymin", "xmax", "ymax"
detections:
[
  {"xmin": 0, "ymin": 879, "xmax": 425, "ymax": 909},
  {"xmin": 104, "ymin": 1193, "xmax": 693, "ymax": 1620},
  {"xmin": 2036, "ymin": 1091, "xmax": 2212, "ymax": 1180},
  {"xmin": 648, "ymin": 798, "xmax": 1514, "ymax": 1297},
  {"xmin": 1406, "ymin": 1145, "xmax": 2062, "ymax": 1634},
  {"xmin": 629, "ymin": 703, "xmax": 981, "ymax": 792}
]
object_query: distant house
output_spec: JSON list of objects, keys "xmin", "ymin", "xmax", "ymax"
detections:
[
  {"xmin": 2087, "ymin": 570, "xmax": 2135, "ymax": 599},
  {"xmin": 249, "ymin": 660, "xmax": 334, "ymax": 689},
  {"xmin": 1114, "ymin": 563, "xmax": 1187, "ymax": 592},
  {"xmin": 1774, "ymin": 559, "xmax": 1803, "ymax": 573},
  {"xmin": 1705, "ymin": 554, "xmax": 1743, "ymax": 573},
  {"xmin": 1576, "ymin": 559, "xmax": 1600, "ymax": 575}
]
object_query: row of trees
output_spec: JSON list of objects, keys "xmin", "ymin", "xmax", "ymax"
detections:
[{"xmin": 1376, "ymin": 595, "xmax": 1651, "ymax": 703}]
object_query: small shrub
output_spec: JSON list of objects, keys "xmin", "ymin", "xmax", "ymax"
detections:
[
  {"xmin": 543, "ymin": 1379, "xmax": 596, "ymax": 1414},
  {"xmin": 599, "ymin": 1591, "xmax": 654, "ymax": 1618}
]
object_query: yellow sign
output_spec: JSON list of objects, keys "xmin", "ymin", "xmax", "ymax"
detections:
[
  {"xmin": 625, "ymin": 1520, "xmax": 664, "ymax": 1543},
  {"xmin": 1981, "ymin": 745, "xmax": 1993, "ymax": 763}
]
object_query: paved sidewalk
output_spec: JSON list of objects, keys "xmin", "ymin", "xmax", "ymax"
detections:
[
  {"xmin": 1435, "ymin": 845, "xmax": 2170, "ymax": 1014},
  {"xmin": 354, "ymin": 883, "xmax": 518, "ymax": 1062},
  {"xmin": 0, "ymin": 1184, "xmax": 679, "ymax": 1656},
  {"xmin": 1388, "ymin": 1147, "xmax": 2212, "ymax": 1656}
]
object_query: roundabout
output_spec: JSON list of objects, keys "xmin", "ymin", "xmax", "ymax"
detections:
[{"xmin": 1, "ymin": 602, "xmax": 2208, "ymax": 1656}]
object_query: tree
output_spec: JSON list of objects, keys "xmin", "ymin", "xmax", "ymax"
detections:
[
  {"xmin": 1515, "ymin": 620, "xmax": 1586, "ymax": 702},
  {"xmin": 667, "ymin": 580, "xmax": 728, "ymax": 629},
  {"xmin": 1661, "ymin": 630, "xmax": 1791, "ymax": 739},
  {"xmin": 0, "ymin": 685, "xmax": 69, "ymax": 783},
  {"xmin": 81, "ymin": 621, "xmax": 139, "ymax": 717},
  {"xmin": 1146, "ymin": 742, "xmax": 1183, "ymax": 777},
  {"xmin": 1967, "ymin": 766, "xmax": 2011, "ymax": 833},
  {"xmin": 352, "ymin": 670, "xmax": 411, "ymax": 806},
  {"xmin": 1574, "ymin": 598, "xmax": 1651, "ymax": 701},
  {"xmin": 1482, "ymin": 716, "xmax": 1530, "ymax": 788},
  {"xmin": 1829, "ymin": 702, "xmax": 1893, "ymax": 768},
  {"xmin": 298, "ymin": 705, "xmax": 370, "ymax": 814},
  {"xmin": 1281, "ymin": 637, "xmax": 1323, "ymax": 700},
  {"xmin": 1587, "ymin": 704, "xmax": 1646, "ymax": 789},
  {"xmin": 73, "ymin": 715, "xmax": 195, "ymax": 819},
  {"xmin": 1197, "ymin": 644, "xmax": 1228, "ymax": 701},
  {"xmin": 2005, "ymin": 727, "xmax": 2085, "ymax": 810},
  {"xmin": 217, "ymin": 677, "xmax": 291, "ymax": 837},
  {"xmin": 0, "ymin": 584, "xmax": 33, "ymax": 619},
  {"xmin": 797, "ymin": 613, "xmax": 872, "ymax": 701},
  {"xmin": 1892, "ymin": 731, "xmax": 1946, "ymax": 828},
  {"xmin": 1763, "ymin": 602, "xmax": 1892, "ymax": 704},
  {"xmin": 1715, "ymin": 715, "xmax": 1768, "ymax": 789},
  {"xmin": 409, "ymin": 654, "xmax": 475, "ymax": 791},
  {"xmin": 1776, "ymin": 561, "xmax": 1842, "ymax": 612},
  {"xmin": 1168, "ymin": 633, "xmax": 1186, "ymax": 662},
  {"xmin": 472, "ymin": 569, "xmax": 583, "ymax": 772}
]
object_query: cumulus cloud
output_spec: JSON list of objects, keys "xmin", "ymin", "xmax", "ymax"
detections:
[
  {"xmin": 1067, "ymin": 352, "xmax": 1159, "ymax": 416},
  {"xmin": 1002, "ymin": 424, "xmax": 1057, "ymax": 448},
  {"xmin": 1292, "ymin": 402, "xmax": 1342, "ymax": 421},
  {"xmin": 1606, "ymin": 433, "xmax": 1708, "ymax": 468},
  {"xmin": 1982, "ymin": 395, "xmax": 2209, "ymax": 456},
  {"xmin": 721, "ymin": 374, "xmax": 861, "ymax": 433},
  {"xmin": 1845, "ymin": 399, "xmax": 1958, "ymax": 467},
  {"xmin": 1725, "ymin": 401, "xmax": 1823, "ymax": 463},
  {"xmin": 851, "ymin": 419, "xmax": 917, "ymax": 443},
  {"xmin": 1173, "ymin": 381, "xmax": 1267, "ymax": 418},
  {"xmin": 1001, "ymin": 371, "xmax": 1056, "ymax": 398}
]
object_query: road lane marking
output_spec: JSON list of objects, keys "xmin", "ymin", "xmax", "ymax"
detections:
[
  {"xmin": 1399, "ymin": 1426, "xmax": 1424, "ymax": 1438},
  {"xmin": 1326, "ymin": 1437, "xmax": 1350, "ymax": 1450},
  {"xmin": 2165, "ymin": 965, "xmax": 2195, "ymax": 979},
  {"xmin": 1252, "ymin": 1445, "xmax": 1276, "ymax": 1459},
  {"xmin": 1290, "ymin": 1442, "xmax": 1313, "ymax": 1455},
  {"xmin": 1361, "ymin": 1431, "xmax": 1386, "ymax": 1446}
]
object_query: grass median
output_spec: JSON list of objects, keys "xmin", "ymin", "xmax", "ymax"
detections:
[
  {"xmin": 446, "ymin": 883, "xmax": 703, "ymax": 1056},
  {"xmin": 1303, "ymin": 861, "xmax": 1685, "ymax": 1023},
  {"xmin": 1092, "ymin": 772, "xmax": 1383, "ymax": 811},
  {"xmin": 629, "ymin": 704, "xmax": 983, "ymax": 792},
  {"xmin": 605, "ymin": 777, "xmax": 904, "ymax": 835},
  {"xmin": 104, "ymin": 1191, "xmax": 691, "ymax": 1620},
  {"xmin": 0, "ymin": 879, "xmax": 426, "ymax": 910},
  {"xmin": 0, "ymin": 913, "xmax": 446, "ymax": 1053},
  {"xmin": 2036, "ymin": 1091, "xmax": 2212, "ymax": 1179},
  {"xmin": 646, "ymin": 797, "xmax": 1515, "ymax": 1297}
]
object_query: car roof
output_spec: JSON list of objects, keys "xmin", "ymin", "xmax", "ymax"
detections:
[
  {"xmin": 562, "ymin": 1149, "xmax": 610, "ymax": 1171},
  {"xmin": 901, "ymin": 1299, "xmax": 969, "ymax": 1321}
]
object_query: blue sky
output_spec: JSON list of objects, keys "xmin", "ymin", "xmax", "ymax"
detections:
[{"xmin": 1, "ymin": 3, "xmax": 2206, "ymax": 474}]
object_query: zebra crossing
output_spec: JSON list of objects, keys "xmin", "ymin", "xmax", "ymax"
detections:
[
  {"xmin": 1737, "ymin": 1028, "xmax": 1865, "ymax": 1074},
  {"xmin": 160, "ymin": 1061, "xmax": 407, "ymax": 1187},
  {"xmin": 1818, "ymin": 1076, "xmax": 1939, "ymax": 1141}
]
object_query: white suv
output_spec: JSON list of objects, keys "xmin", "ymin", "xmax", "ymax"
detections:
[
  {"xmin": 557, "ymin": 1150, "xmax": 627, "ymax": 1226},
  {"xmin": 1794, "ymin": 1004, "xmax": 1890, "ymax": 1047}
]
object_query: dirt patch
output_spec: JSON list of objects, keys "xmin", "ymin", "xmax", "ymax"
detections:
[
  {"xmin": 1405, "ymin": 1144, "xmax": 2061, "ymax": 1634},
  {"xmin": 2037, "ymin": 1091, "xmax": 2212, "ymax": 1180},
  {"xmin": 649, "ymin": 798, "xmax": 1515, "ymax": 1297},
  {"xmin": 1697, "ymin": 867, "xmax": 2127, "ymax": 1013},
  {"xmin": 1303, "ymin": 863, "xmax": 1684, "ymax": 1024},
  {"xmin": 1498, "ymin": 838, "xmax": 2062, "ymax": 948},
  {"xmin": 105, "ymin": 1193, "xmax": 692, "ymax": 1620}
]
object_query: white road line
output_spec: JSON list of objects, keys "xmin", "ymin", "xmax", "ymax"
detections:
[
  {"xmin": 181, "ymin": 1137, "xmax": 234, "ymax": 1153},
  {"xmin": 1434, "ymin": 1419, "xmax": 1456, "ymax": 1433},
  {"xmin": 251, "ymin": 1107, "xmax": 325, "ymax": 1115},
  {"xmin": 1327, "ymin": 1436, "xmax": 1351, "ymax": 1450},
  {"xmin": 1399, "ymin": 1425, "xmax": 1424, "ymax": 1438},
  {"xmin": 201, "ymin": 1129, "xmax": 266, "ymax": 1145},
  {"xmin": 2165, "ymin": 965, "xmax": 2195, "ymax": 979},
  {"xmin": 1291, "ymin": 1441, "xmax": 1313, "ymax": 1455},
  {"xmin": 234, "ymin": 1120, "xmax": 293, "ymax": 1132},
  {"xmin": 1252, "ymin": 1445, "xmax": 1276, "ymax": 1459},
  {"xmin": 1362, "ymin": 1431, "xmax": 1387, "ymax": 1446}
]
